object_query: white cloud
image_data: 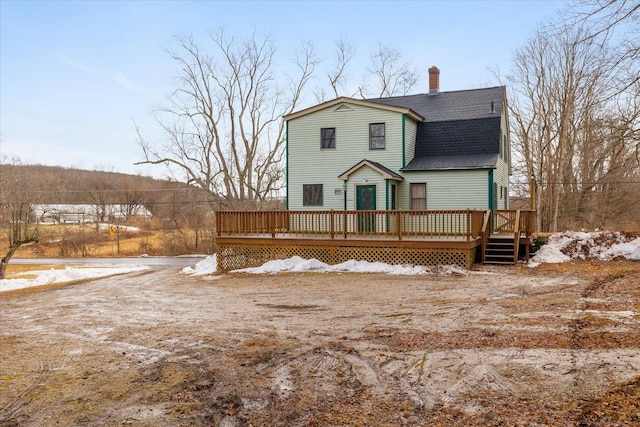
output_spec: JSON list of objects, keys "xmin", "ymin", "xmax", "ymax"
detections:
[
  {"xmin": 57, "ymin": 54, "xmax": 97, "ymax": 74},
  {"xmin": 114, "ymin": 71, "xmax": 135, "ymax": 90}
]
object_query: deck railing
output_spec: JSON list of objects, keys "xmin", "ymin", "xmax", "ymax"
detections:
[
  {"xmin": 494, "ymin": 210, "xmax": 536, "ymax": 237},
  {"xmin": 216, "ymin": 209, "xmax": 487, "ymax": 241}
]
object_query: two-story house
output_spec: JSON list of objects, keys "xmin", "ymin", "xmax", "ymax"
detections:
[
  {"xmin": 214, "ymin": 67, "xmax": 531, "ymax": 272},
  {"xmin": 284, "ymin": 66, "xmax": 510, "ymax": 214}
]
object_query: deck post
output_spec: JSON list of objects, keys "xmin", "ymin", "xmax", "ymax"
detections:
[
  {"xmin": 343, "ymin": 182, "xmax": 347, "ymax": 239},
  {"xmin": 271, "ymin": 211, "xmax": 275, "ymax": 238},
  {"xmin": 343, "ymin": 210, "xmax": 347, "ymax": 239},
  {"xmin": 513, "ymin": 210, "xmax": 521, "ymax": 264},
  {"xmin": 216, "ymin": 212, "xmax": 221, "ymax": 237},
  {"xmin": 330, "ymin": 210, "xmax": 335, "ymax": 239},
  {"xmin": 466, "ymin": 209, "xmax": 471, "ymax": 241},
  {"xmin": 397, "ymin": 211, "xmax": 402, "ymax": 241}
]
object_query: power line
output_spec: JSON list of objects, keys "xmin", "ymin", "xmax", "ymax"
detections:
[
  {"xmin": 537, "ymin": 181, "xmax": 640, "ymax": 185},
  {"xmin": 510, "ymin": 178, "xmax": 640, "ymax": 185}
]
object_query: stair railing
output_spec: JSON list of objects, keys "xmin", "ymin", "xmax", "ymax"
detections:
[
  {"xmin": 513, "ymin": 210, "xmax": 521, "ymax": 264},
  {"xmin": 480, "ymin": 209, "xmax": 492, "ymax": 263}
]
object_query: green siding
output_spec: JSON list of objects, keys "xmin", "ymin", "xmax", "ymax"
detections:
[
  {"xmin": 286, "ymin": 98, "xmax": 507, "ymax": 212},
  {"xmin": 287, "ymin": 102, "xmax": 405, "ymax": 211},
  {"xmin": 403, "ymin": 118, "xmax": 418, "ymax": 168},
  {"xmin": 492, "ymin": 112, "xmax": 511, "ymax": 209},
  {"xmin": 400, "ymin": 170, "xmax": 490, "ymax": 210}
]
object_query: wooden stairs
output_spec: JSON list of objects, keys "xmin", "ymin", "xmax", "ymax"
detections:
[
  {"xmin": 484, "ymin": 235, "xmax": 518, "ymax": 265},
  {"xmin": 481, "ymin": 210, "xmax": 536, "ymax": 265}
]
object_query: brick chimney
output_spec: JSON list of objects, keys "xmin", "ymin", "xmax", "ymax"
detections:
[{"xmin": 428, "ymin": 66, "xmax": 440, "ymax": 95}]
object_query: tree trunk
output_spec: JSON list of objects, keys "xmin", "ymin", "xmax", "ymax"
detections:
[
  {"xmin": 0, "ymin": 258, "xmax": 7, "ymax": 280},
  {"xmin": 0, "ymin": 244, "xmax": 20, "ymax": 280}
]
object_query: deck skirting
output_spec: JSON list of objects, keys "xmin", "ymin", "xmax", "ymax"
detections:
[{"xmin": 216, "ymin": 237, "xmax": 480, "ymax": 272}]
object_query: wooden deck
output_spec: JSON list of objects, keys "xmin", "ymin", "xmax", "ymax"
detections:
[{"xmin": 215, "ymin": 210, "xmax": 535, "ymax": 271}]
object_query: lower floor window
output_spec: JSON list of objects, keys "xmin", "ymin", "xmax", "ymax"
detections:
[
  {"xmin": 303, "ymin": 184, "xmax": 323, "ymax": 206},
  {"xmin": 410, "ymin": 183, "xmax": 426, "ymax": 210}
]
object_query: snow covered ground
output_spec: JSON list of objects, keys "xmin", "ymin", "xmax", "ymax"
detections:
[
  {"xmin": 3, "ymin": 230, "xmax": 638, "ymax": 292},
  {"xmin": 0, "ymin": 265, "xmax": 150, "ymax": 292}
]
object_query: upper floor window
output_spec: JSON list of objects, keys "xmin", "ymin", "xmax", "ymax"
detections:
[
  {"xmin": 369, "ymin": 123, "xmax": 385, "ymax": 150},
  {"xmin": 321, "ymin": 128, "xmax": 336, "ymax": 149}
]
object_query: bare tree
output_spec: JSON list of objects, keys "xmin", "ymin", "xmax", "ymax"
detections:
[
  {"xmin": 365, "ymin": 44, "xmax": 418, "ymax": 98},
  {"xmin": 0, "ymin": 159, "xmax": 40, "ymax": 279},
  {"xmin": 117, "ymin": 175, "xmax": 148, "ymax": 220},
  {"xmin": 313, "ymin": 36, "xmax": 357, "ymax": 103},
  {"xmin": 507, "ymin": 24, "xmax": 640, "ymax": 232},
  {"xmin": 315, "ymin": 39, "xmax": 420, "ymax": 102},
  {"xmin": 562, "ymin": 0, "xmax": 640, "ymax": 174},
  {"xmin": 136, "ymin": 30, "xmax": 317, "ymax": 208},
  {"xmin": 86, "ymin": 172, "xmax": 117, "ymax": 223},
  {"xmin": 563, "ymin": 0, "xmax": 639, "ymax": 90}
]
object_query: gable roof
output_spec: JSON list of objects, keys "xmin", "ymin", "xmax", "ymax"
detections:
[
  {"xmin": 366, "ymin": 86, "xmax": 506, "ymax": 122},
  {"xmin": 285, "ymin": 86, "xmax": 507, "ymax": 172},
  {"xmin": 284, "ymin": 96, "xmax": 424, "ymax": 122},
  {"xmin": 338, "ymin": 159, "xmax": 404, "ymax": 181}
]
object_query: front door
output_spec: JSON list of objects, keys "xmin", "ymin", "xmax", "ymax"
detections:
[{"xmin": 356, "ymin": 185, "xmax": 376, "ymax": 232}]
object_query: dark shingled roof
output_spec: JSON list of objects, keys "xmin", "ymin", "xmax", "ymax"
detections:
[
  {"xmin": 404, "ymin": 153, "xmax": 500, "ymax": 171},
  {"xmin": 367, "ymin": 86, "xmax": 506, "ymax": 171},
  {"xmin": 367, "ymin": 86, "xmax": 506, "ymax": 123}
]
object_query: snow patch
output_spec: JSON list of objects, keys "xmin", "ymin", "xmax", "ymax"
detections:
[
  {"xmin": 0, "ymin": 266, "xmax": 150, "ymax": 292},
  {"xmin": 181, "ymin": 254, "xmax": 468, "ymax": 276},
  {"xmin": 530, "ymin": 230, "xmax": 640, "ymax": 267}
]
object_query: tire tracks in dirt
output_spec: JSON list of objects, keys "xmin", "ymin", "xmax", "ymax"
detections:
[{"xmin": 566, "ymin": 272, "xmax": 635, "ymax": 423}]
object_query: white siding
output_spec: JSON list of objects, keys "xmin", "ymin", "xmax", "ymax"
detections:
[{"xmin": 288, "ymin": 102, "xmax": 405, "ymax": 211}]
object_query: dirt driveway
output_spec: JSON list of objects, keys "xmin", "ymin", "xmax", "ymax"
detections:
[{"xmin": 1, "ymin": 261, "xmax": 639, "ymax": 426}]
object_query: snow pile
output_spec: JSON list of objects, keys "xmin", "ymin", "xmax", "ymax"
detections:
[
  {"xmin": 240, "ymin": 257, "xmax": 467, "ymax": 276},
  {"xmin": 529, "ymin": 230, "xmax": 640, "ymax": 267},
  {"xmin": 528, "ymin": 245, "xmax": 571, "ymax": 266},
  {"xmin": 182, "ymin": 254, "xmax": 467, "ymax": 276},
  {"xmin": 0, "ymin": 266, "xmax": 150, "ymax": 292},
  {"xmin": 602, "ymin": 239, "xmax": 640, "ymax": 261},
  {"xmin": 182, "ymin": 255, "xmax": 218, "ymax": 276}
]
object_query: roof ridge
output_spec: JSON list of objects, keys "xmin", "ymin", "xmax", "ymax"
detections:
[
  {"xmin": 366, "ymin": 85, "xmax": 506, "ymax": 102},
  {"xmin": 421, "ymin": 116, "xmax": 502, "ymax": 125}
]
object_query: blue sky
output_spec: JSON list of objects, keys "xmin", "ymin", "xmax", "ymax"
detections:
[{"xmin": 0, "ymin": 0, "xmax": 564, "ymax": 177}]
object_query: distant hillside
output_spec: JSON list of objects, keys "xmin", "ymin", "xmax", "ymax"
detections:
[{"xmin": 1, "ymin": 164, "xmax": 209, "ymax": 215}]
